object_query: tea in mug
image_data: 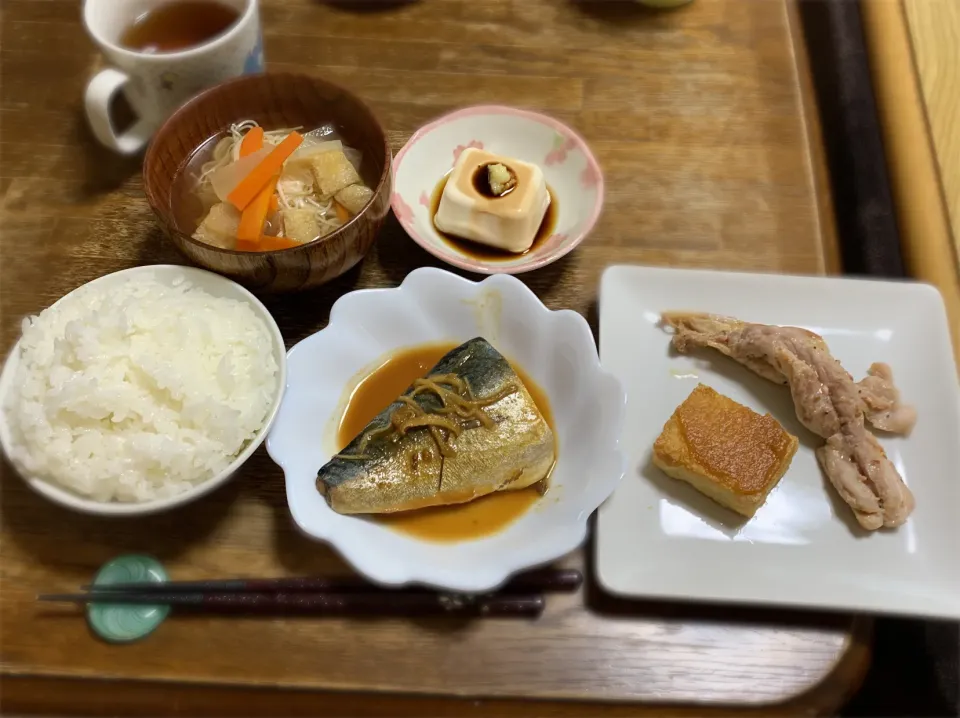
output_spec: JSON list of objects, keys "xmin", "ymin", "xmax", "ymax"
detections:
[{"xmin": 120, "ymin": 1, "xmax": 240, "ymax": 54}]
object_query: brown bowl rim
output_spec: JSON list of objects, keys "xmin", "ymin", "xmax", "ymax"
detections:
[{"xmin": 143, "ymin": 71, "xmax": 392, "ymax": 256}]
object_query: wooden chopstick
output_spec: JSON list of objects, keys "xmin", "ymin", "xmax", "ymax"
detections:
[
  {"xmin": 37, "ymin": 591, "xmax": 545, "ymax": 617},
  {"xmin": 77, "ymin": 568, "xmax": 582, "ymax": 595}
]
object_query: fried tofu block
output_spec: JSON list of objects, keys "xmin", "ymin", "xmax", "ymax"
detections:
[
  {"xmin": 308, "ymin": 150, "xmax": 362, "ymax": 199},
  {"xmin": 192, "ymin": 202, "xmax": 239, "ymax": 250},
  {"xmin": 652, "ymin": 384, "xmax": 798, "ymax": 517},
  {"xmin": 335, "ymin": 184, "xmax": 374, "ymax": 214},
  {"xmin": 281, "ymin": 208, "xmax": 320, "ymax": 244}
]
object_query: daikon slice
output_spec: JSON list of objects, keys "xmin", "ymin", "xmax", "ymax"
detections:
[{"xmin": 209, "ymin": 147, "xmax": 271, "ymax": 202}]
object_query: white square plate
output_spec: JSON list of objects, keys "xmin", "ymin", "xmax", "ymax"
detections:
[{"xmin": 596, "ymin": 265, "xmax": 960, "ymax": 619}]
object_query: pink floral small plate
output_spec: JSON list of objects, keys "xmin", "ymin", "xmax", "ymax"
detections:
[{"xmin": 391, "ymin": 105, "xmax": 604, "ymax": 274}]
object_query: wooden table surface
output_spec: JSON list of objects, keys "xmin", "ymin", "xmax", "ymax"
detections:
[
  {"xmin": 861, "ymin": 0, "xmax": 960, "ymax": 366},
  {"xmin": 0, "ymin": 0, "xmax": 867, "ymax": 715}
]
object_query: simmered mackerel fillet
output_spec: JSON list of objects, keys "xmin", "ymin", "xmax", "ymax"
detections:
[
  {"xmin": 661, "ymin": 312, "xmax": 916, "ymax": 530},
  {"xmin": 316, "ymin": 338, "xmax": 556, "ymax": 515}
]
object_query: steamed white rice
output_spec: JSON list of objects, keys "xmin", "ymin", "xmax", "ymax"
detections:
[{"xmin": 3, "ymin": 276, "xmax": 279, "ymax": 503}]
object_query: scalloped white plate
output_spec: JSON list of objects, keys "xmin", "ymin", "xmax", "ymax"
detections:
[{"xmin": 266, "ymin": 268, "xmax": 625, "ymax": 591}]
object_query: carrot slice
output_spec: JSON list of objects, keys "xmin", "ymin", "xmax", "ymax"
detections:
[
  {"xmin": 236, "ymin": 235, "xmax": 300, "ymax": 252},
  {"xmin": 237, "ymin": 174, "xmax": 279, "ymax": 245},
  {"xmin": 239, "ymin": 127, "xmax": 264, "ymax": 157},
  {"xmin": 258, "ymin": 234, "xmax": 302, "ymax": 251},
  {"xmin": 334, "ymin": 201, "xmax": 351, "ymax": 223},
  {"xmin": 235, "ymin": 237, "xmax": 261, "ymax": 252},
  {"xmin": 227, "ymin": 131, "xmax": 303, "ymax": 210},
  {"xmin": 268, "ymin": 194, "xmax": 279, "ymax": 214}
]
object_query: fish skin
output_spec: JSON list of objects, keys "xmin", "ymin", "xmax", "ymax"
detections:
[{"xmin": 317, "ymin": 338, "xmax": 556, "ymax": 515}]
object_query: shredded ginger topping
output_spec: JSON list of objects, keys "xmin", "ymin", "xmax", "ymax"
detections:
[{"xmin": 335, "ymin": 374, "xmax": 519, "ymax": 461}]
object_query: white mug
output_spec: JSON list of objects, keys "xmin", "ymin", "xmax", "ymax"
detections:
[{"xmin": 83, "ymin": 0, "xmax": 263, "ymax": 154}]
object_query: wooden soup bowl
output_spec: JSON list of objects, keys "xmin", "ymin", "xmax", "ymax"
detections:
[{"xmin": 143, "ymin": 73, "xmax": 392, "ymax": 292}]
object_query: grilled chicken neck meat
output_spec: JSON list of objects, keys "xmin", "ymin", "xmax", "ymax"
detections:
[{"xmin": 662, "ymin": 312, "xmax": 915, "ymax": 530}]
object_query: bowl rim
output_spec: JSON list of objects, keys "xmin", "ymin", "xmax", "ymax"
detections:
[
  {"xmin": 265, "ymin": 266, "xmax": 627, "ymax": 591},
  {"xmin": 391, "ymin": 104, "xmax": 605, "ymax": 275},
  {"xmin": 142, "ymin": 71, "xmax": 393, "ymax": 257},
  {"xmin": 0, "ymin": 265, "xmax": 288, "ymax": 516}
]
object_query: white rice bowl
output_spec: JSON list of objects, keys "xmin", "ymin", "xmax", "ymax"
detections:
[{"xmin": 0, "ymin": 266, "xmax": 286, "ymax": 514}]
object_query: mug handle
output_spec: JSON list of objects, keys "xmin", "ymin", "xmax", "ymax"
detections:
[{"xmin": 84, "ymin": 68, "xmax": 154, "ymax": 155}]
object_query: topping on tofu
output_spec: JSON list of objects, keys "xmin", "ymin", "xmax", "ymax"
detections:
[{"xmin": 487, "ymin": 163, "xmax": 517, "ymax": 196}]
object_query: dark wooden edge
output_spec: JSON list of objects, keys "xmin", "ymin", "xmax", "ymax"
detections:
[
  {"xmin": 794, "ymin": 0, "xmax": 906, "ymax": 278},
  {"xmin": 786, "ymin": 0, "xmax": 841, "ymax": 276}
]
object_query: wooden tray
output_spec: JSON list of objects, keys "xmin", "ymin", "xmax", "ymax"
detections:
[{"xmin": 0, "ymin": 0, "xmax": 864, "ymax": 713}]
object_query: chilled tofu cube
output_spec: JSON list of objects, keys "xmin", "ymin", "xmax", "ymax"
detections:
[
  {"xmin": 281, "ymin": 208, "xmax": 320, "ymax": 244},
  {"xmin": 433, "ymin": 148, "xmax": 550, "ymax": 254},
  {"xmin": 335, "ymin": 184, "xmax": 374, "ymax": 215},
  {"xmin": 192, "ymin": 202, "xmax": 239, "ymax": 249},
  {"xmin": 307, "ymin": 150, "xmax": 362, "ymax": 199}
]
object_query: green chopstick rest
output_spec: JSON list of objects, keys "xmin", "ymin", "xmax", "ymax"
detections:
[{"xmin": 87, "ymin": 554, "xmax": 169, "ymax": 643}]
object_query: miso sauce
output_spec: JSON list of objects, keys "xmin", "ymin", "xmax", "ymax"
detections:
[
  {"xmin": 430, "ymin": 176, "xmax": 558, "ymax": 263},
  {"xmin": 336, "ymin": 343, "xmax": 555, "ymax": 543}
]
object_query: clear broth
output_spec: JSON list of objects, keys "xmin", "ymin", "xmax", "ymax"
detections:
[
  {"xmin": 336, "ymin": 342, "xmax": 555, "ymax": 542},
  {"xmin": 170, "ymin": 134, "xmax": 222, "ymax": 237}
]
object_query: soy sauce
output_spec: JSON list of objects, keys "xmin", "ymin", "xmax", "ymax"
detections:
[{"xmin": 430, "ymin": 175, "xmax": 558, "ymax": 263}]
